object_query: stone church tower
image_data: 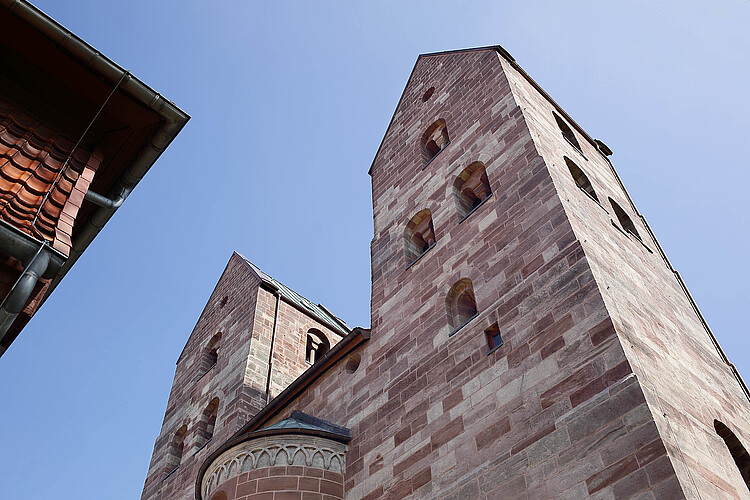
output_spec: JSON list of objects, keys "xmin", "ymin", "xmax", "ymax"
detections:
[
  {"xmin": 146, "ymin": 46, "xmax": 750, "ymax": 499},
  {"xmin": 141, "ymin": 253, "xmax": 349, "ymax": 500}
]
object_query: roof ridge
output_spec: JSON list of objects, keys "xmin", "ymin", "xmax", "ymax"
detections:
[{"xmin": 237, "ymin": 254, "xmax": 350, "ymax": 336}]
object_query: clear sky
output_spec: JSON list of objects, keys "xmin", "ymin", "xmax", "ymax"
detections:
[{"xmin": 0, "ymin": 1, "xmax": 748, "ymax": 498}]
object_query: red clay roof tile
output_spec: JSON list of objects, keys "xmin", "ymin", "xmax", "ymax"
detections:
[{"xmin": 0, "ymin": 98, "xmax": 98, "ymax": 254}]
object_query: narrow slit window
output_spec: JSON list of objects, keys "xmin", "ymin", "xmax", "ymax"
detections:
[
  {"xmin": 166, "ymin": 425, "xmax": 187, "ymax": 475},
  {"xmin": 565, "ymin": 157, "xmax": 598, "ymax": 202},
  {"xmin": 206, "ymin": 347, "xmax": 218, "ymax": 369},
  {"xmin": 554, "ymin": 113, "xmax": 582, "ymax": 152},
  {"xmin": 196, "ymin": 398, "xmax": 219, "ymax": 449},
  {"xmin": 199, "ymin": 333, "xmax": 221, "ymax": 377},
  {"xmin": 446, "ymin": 279, "xmax": 478, "ymax": 333},
  {"xmin": 485, "ymin": 323, "xmax": 502, "ymax": 351},
  {"xmin": 422, "ymin": 119, "xmax": 449, "ymax": 164},
  {"xmin": 454, "ymin": 161, "xmax": 492, "ymax": 219},
  {"xmin": 305, "ymin": 328, "xmax": 330, "ymax": 364},
  {"xmin": 609, "ymin": 198, "xmax": 640, "ymax": 239},
  {"xmin": 714, "ymin": 420, "xmax": 750, "ymax": 490},
  {"xmin": 404, "ymin": 209, "xmax": 436, "ymax": 265}
]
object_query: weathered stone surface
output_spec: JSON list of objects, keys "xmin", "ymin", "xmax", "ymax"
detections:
[
  {"xmin": 249, "ymin": 49, "xmax": 685, "ymax": 500},
  {"xmin": 141, "ymin": 254, "xmax": 345, "ymax": 500},
  {"xmin": 144, "ymin": 47, "xmax": 750, "ymax": 500}
]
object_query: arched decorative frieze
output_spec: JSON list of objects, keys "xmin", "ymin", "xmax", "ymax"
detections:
[{"xmin": 201, "ymin": 434, "xmax": 347, "ymax": 500}]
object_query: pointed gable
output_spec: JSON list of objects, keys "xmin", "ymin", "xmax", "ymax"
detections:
[{"xmin": 368, "ymin": 47, "xmax": 507, "ymax": 177}]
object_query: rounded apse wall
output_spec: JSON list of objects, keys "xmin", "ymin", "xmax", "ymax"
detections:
[{"xmin": 202, "ymin": 434, "xmax": 346, "ymax": 500}]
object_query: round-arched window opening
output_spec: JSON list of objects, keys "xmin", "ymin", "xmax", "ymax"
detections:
[
  {"xmin": 305, "ymin": 329, "xmax": 330, "ymax": 364},
  {"xmin": 453, "ymin": 161, "xmax": 492, "ymax": 220},
  {"xmin": 219, "ymin": 296, "xmax": 228, "ymax": 308},
  {"xmin": 446, "ymin": 278, "xmax": 478, "ymax": 333},
  {"xmin": 421, "ymin": 119, "xmax": 449, "ymax": 164},
  {"xmin": 344, "ymin": 355, "xmax": 361, "ymax": 374},
  {"xmin": 422, "ymin": 87, "xmax": 435, "ymax": 102},
  {"xmin": 714, "ymin": 419, "xmax": 750, "ymax": 489},
  {"xmin": 404, "ymin": 209, "xmax": 436, "ymax": 266},
  {"xmin": 609, "ymin": 198, "xmax": 640, "ymax": 240}
]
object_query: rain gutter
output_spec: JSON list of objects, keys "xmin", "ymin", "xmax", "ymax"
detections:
[
  {"xmin": 1, "ymin": 0, "xmax": 190, "ymax": 315},
  {"xmin": 0, "ymin": 221, "xmax": 67, "ymax": 352},
  {"xmin": 264, "ymin": 283, "xmax": 281, "ymax": 404}
]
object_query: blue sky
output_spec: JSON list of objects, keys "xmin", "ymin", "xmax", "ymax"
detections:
[{"xmin": 0, "ymin": 1, "xmax": 748, "ymax": 498}]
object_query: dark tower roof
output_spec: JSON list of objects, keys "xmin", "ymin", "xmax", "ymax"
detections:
[{"xmin": 239, "ymin": 253, "xmax": 351, "ymax": 337}]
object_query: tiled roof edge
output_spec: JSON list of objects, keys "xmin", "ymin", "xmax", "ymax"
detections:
[{"xmin": 5, "ymin": 0, "xmax": 191, "ymax": 321}]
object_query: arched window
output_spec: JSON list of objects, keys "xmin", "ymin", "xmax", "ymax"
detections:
[
  {"xmin": 422, "ymin": 119, "xmax": 449, "ymax": 164},
  {"xmin": 305, "ymin": 328, "xmax": 330, "ymax": 364},
  {"xmin": 714, "ymin": 420, "xmax": 750, "ymax": 490},
  {"xmin": 404, "ymin": 209, "xmax": 436, "ymax": 265},
  {"xmin": 609, "ymin": 198, "xmax": 640, "ymax": 239},
  {"xmin": 454, "ymin": 161, "xmax": 492, "ymax": 220},
  {"xmin": 446, "ymin": 279, "xmax": 478, "ymax": 333},
  {"xmin": 565, "ymin": 157, "xmax": 598, "ymax": 202},
  {"xmin": 554, "ymin": 113, "xmax": 582, "ymax": 152},
  {"xmin": 166, "ymin": 424, "xmax": 187, "ymax": 474},
  {"xmin": 196, "ymin": 397, "xmax": 220, "ymax": 449},
  {"xmin": 210, "ymin": 492, "xmax": 228, "ymax": 500},
  {"xmin": 199, "ymin": 333, "xmax": 221, "ymax": 377}
]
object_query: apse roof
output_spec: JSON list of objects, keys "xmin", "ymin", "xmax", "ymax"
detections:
[{"xmin": 263, "ymin": 410, "xmax": 351, "ymax": 440}]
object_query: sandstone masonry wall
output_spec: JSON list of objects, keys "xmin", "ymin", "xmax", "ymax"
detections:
[
  {"xmin": 188, "ymin": 47, "xmax": 750, "ymax": 500},
  {"xmin": 501, "ymin": 53, "xmax": 750, "ymax": 499},
  {"xmin": 142, "ymin": 254, "xmax": 265, "ymax": 500},
  {"xmin": 240, "ymin": 49, "xmax": 679, "ymax": 499},
  {"xmin": 142, "ymin": 254, "xmax": 344, "ymax": 500},
  {"xmin": 211, "ymin": 466, "xmax": 344, "ymax": 500}
]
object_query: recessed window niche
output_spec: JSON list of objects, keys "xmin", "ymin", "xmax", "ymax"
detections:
[{"xmin": 454, "ymin": 161, "xmax": 492, "ymax": 220}]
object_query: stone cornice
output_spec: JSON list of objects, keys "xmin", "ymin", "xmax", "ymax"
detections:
[{"xmin": 201, "ymin": 434, "xmax": 347, "ymax": 500}]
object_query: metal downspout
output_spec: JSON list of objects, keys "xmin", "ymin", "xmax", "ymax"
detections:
[
  {"xmin": 265, "ymin": 287, "xmax": 281, "ymax": 404},
  {"xmin": 83, "ymin": 189, "xmax": 125, "ymax": 210},
  {"xmin": 2, "ymin": 0, "xmax": 190, "ymax": 310},
  {"xmin": 0, "ymin": 243, "xmax": 50, "ymax": 343}
]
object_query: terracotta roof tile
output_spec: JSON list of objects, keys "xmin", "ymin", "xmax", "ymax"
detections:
[{"xmin": 0, "ymin": 99, "xmax": 99, "ymax": 255}]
